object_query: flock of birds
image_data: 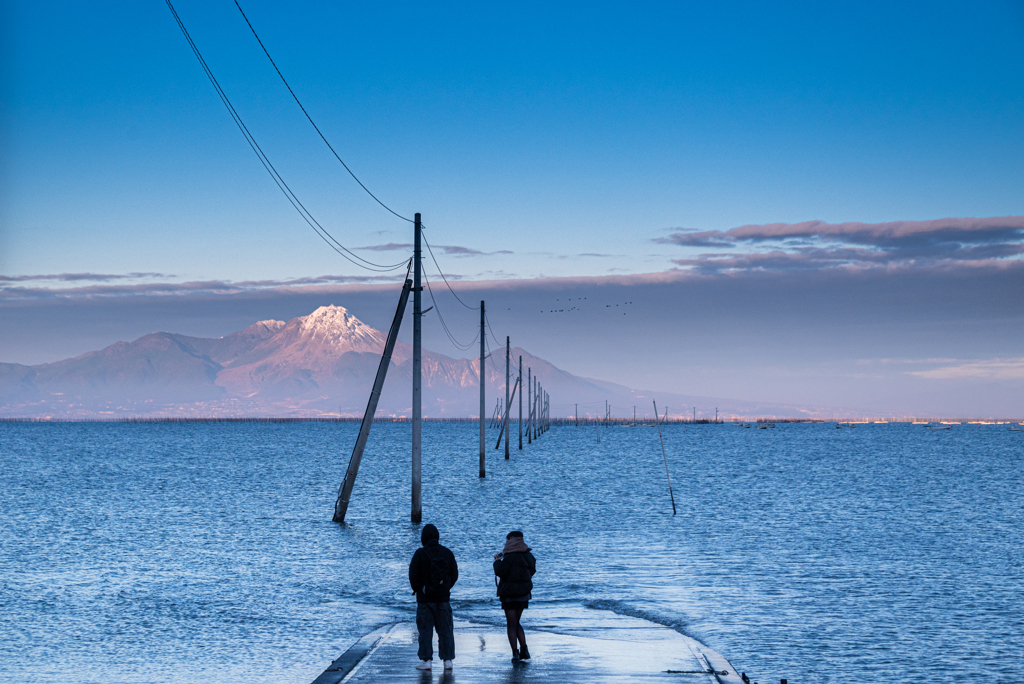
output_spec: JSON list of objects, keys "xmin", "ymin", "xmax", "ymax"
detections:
[{"xmin": 540, "ymin": 298, "xmax": 634, "ymax": 315}]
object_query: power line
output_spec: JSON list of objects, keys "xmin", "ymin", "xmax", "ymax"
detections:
[
  {"xmin": 233, "ymin": 0, "xmax": 412, "ymax": 224},
  {"xmin": 165, "ymin": 0, "xmax": 406, "ymax": 272},
  {"xmin": 422, "ymin": 269, "xmax": 479, "ymax": 351},
  {"xmin": 421, "ymin": 229, "xmax": 479, "ymax": 310},
  {"xmin": 485, "ymin": 312, "xmax": 501, "ymax": 349}
]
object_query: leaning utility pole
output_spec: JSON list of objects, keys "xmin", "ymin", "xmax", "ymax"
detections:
[
  {"xmin": 333, "ymin": 278, "xmax": 413, "ymax": 524},
  {"xmin": 505, "ymin": 336, "xmax": 511, "ymax": 460},
  {"xmin": 412, "ymin": 213, "xmax": 422, "ymax": 524},
  {"xmin": 518, "ymin": 356, "xmax": 523, "ymax": 450},
  {"xmin": 479, "ymin": 300, "xmax": 486, "ymax": 478}
]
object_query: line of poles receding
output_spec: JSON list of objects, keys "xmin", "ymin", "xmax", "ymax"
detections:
[{"xmin": 480, "ymin": 328, "xmax": 549, "ymax": 477}]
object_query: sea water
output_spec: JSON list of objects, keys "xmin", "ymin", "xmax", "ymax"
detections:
[{"xmin": 0, "ymin": 421, "xmax": 1021, "ymax": 683}]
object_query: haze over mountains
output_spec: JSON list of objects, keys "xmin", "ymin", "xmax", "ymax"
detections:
[{"xmin": 0, "ymin": 305, "xmax": 830, "ymax": 420}]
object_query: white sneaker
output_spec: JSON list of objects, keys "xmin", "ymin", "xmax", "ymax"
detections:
[
  {"xmin": 415, "ymin": 660, "xmax": 432, "ymax": 670},
  {"xmin": 443, "ymin": 660, "xmax": 453, "ymax": 670}
]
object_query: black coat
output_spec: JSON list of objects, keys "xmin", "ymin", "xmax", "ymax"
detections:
[
  {"xmin": 493, "ymin": 551, "xmax": 536, "ymax": 601},
  {"xmin": 409, "ymin": 540, "xmax": 459, "ymax": 603}
]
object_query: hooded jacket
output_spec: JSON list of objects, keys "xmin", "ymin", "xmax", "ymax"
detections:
[
  {"xmin": 409, "ymin": 539, "xmax": 459, "ymax": 603},
  {"xmin": 493, "ymin": 546, "xmax": 536, "ymax": 601}
]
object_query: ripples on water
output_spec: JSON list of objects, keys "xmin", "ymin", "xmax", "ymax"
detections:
[{"xmin": 1, "ymin": 422, "xmax": 1021, "ymax": 683}]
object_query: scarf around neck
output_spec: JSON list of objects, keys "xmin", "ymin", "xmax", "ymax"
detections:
[{"xmin": 502, "ymin": 537, "xmax": 530, "ymax": 555}]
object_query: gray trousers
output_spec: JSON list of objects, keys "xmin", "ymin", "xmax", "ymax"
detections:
[{"xmin": 416, "ymin": 601, "xmax": 455, "ymax": 661}]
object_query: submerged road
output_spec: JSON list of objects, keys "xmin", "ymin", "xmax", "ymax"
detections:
[{"xmin": 311, "ymin": 616, "xmax": 745, "ymax": 684}]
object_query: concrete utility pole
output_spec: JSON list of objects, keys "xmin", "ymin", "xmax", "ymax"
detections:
[
  {"xmin": 527, "ymin": 368, "xmax": 532, "ymax": 445},
  {"xmin": 518, "ymin": 356, "xmax": 523, "ymax": 450},
  {"xmin": 533, "ymin": 378, "xmax": 538, "ymax": 439},
  {"xmin": 479, "ymin": 300, "xmax": 485, "ymax": 478},
  {"xmin": 505, "ymin": 336, "xmax": 510, "ymax": 460},
  {"xmin": 333, "ymin": 279, "xmax": 413, "ymax": 524},
  {"xmin": 536, "ymin": 383, "xmax": 541, "ymax": 437},
  {"xmin": 412, "ymin": 213, "xmax": 422, "ymax": 524}
]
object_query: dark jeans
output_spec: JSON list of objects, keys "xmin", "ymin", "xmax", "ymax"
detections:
[{"xmin": 416, "ymin": 601, "xmax": 455, "ymax": 661}]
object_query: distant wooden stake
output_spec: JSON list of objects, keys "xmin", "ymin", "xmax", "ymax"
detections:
[{"xmin": 653, "ymin": 400, "xmax": 677, "ymax": 515}]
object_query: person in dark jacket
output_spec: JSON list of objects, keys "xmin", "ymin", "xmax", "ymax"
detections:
[
  {"xmin": 493, "ymin": 530, "xmax": 536, "ymax": 662},
  {"xmin": 409, "ymin": 523, "xmax": 459, "ymax": 671}
]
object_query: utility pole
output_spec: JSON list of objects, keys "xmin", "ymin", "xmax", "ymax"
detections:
[
  {"xmin": 505, "ymin": 336, "xmax": 510, "ymax": 460},
  {"xmin": 518, "ymin": 356, "xmax": 523, "ymax": 450},
  {"xmin": 534, "ymin": 382, "xmax": 539, "ymax": 438},
  {"xmin": 575, "ymin": 404, "xmax": 578, "ymax": 426},
  {"xmin": 333, "ymin": 278, "xmax": 412, "ymax": 523},
  {"xmin": 479, "ymin": 301, "xmax": 485, "ymax": 478},
  {"xmin": 412, "ymin": 213, "xmax": 422, "ymax": 524},
  {"xmin": 527, "ymin": 368, "xmax": 532, "ymax": 445}
]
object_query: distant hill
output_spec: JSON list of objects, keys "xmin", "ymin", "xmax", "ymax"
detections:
[{"xmin": 0, "ymin": 305, "xmax": 833, "ymax": 419}]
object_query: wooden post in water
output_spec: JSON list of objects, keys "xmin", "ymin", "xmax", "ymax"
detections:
[
  {"xmin": 518, "ymin": 356, "xmax": 523, "ymax": 450},
  {"xmin": 653, "ymin": 400, "xmax": 677, "ymax": 515},
  {"xmin": 412, "ymin": 213, "xmax": 422, "ymax": 524},
  {"xmin": 479, "ymin": 301, "xmax": 485, "ymax": 478},
  {"xmin": 333, "ymin": 278, "xmax": 412, "ymax": 523}
]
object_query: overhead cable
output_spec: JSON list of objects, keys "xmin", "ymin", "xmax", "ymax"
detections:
[
  {"xmin": 422, "ymin": 270, "xmax": 479, "ymax": 352},
  {"xmin": 421, "ymin": 229, "xmax": 479, "ymax": 310},
  {"xmin": 165, "ymin": 0, "xmax": 406, "ymax": 272},
  {"xmin": 233, "ymin": 0, "xmax": 412, "ymax": 224}
]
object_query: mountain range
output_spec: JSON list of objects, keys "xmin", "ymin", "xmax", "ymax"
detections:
[{"xmin": 0, "ymin": 305, "xmax": 827, "ymax": 419}]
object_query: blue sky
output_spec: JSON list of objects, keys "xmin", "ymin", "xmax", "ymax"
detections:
[{"xmin": 2, "ymin": 1, "xmax": 1023, "ymax": 415}]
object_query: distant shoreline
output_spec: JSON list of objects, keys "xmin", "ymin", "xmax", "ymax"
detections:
[{"xmin": 2, "ymin": 417, "xmax": 1021, "ymax": 424}]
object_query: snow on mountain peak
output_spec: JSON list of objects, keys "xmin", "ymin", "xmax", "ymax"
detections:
[{"xmin": 297, "ymin": 305, "xmax": 382, "ymax": 347}]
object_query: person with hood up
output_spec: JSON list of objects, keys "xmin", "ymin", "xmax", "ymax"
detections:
[
  {"xmin": 408, "ymin": 523, "xmax": 458, "ymax": 671},
  {"xmin": 493, "ymin": 530, "xmax": 536, "ymax": 662}
]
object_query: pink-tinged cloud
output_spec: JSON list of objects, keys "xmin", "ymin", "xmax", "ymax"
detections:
[
  {"xmin": 658, "ymin": 216, "xmax": 1024, "ymax": 273},
  {"xmin": 0, "ymin": 272, "xmax": 175, "ymax": 283},
  {"xmin": 908, "ymin": 358, "xmax": 1024, "ymax": 380},
  {"xmin": 358, "ymin": 243, "xmax": 512, "ymax": 257}
]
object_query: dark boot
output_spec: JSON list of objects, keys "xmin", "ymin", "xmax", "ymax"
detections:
[
  {"xmin": 511, "ymin": 648, "xmax": 520, "ymax": 662},
  {"xmin": 519, "ymin": 644, "xmax": 531, "ymax": 660}
]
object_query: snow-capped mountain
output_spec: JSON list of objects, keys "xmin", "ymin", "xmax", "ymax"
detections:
[{"xmin": 0, "ymin": 304, "xmax": 813, "ymax": 419}]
